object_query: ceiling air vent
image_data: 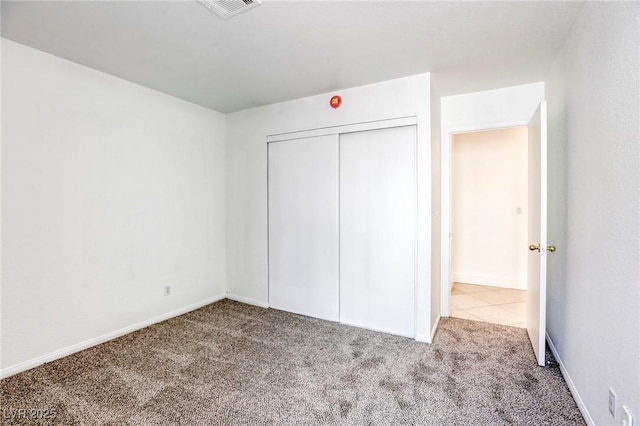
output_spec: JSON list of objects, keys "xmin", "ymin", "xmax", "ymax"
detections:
[{"xmin": 198, "ymin": 0, "xmax": 261, "ymax": 20}]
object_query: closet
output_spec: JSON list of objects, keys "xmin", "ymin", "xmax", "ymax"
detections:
[{"xmin": 268, "ymin": 120, "xmax": 417, "ymax": 337}]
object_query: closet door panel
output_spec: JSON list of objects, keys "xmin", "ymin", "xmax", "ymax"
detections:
[
  {"xmin": 339, "ymin": 126, "xmax": 416, "ymax": 336},
  {"xmin": 268, "ymin": 135, "xmax": 339, "ymax": 321}
]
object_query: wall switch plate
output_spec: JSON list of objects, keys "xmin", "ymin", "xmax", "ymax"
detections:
[
  {"xmin": 622, "ymin": 405, "xmax": 634, "ymax": 426},
  {"xmin": 609, "ymin": 388, "xmax": 617, "ymax": 417},
  {"xmin": 164, "ymin": 284, "xmax": 172, "ymax": 296}
]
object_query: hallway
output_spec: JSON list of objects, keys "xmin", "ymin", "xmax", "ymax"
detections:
[{"xmin": 450, "ymin": 282, "xmax": 526, "ymax": 328}]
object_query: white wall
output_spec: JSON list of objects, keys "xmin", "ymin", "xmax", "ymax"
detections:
[
  {"xmin": 545, "ymin": 3, "xmax": 639, "ymax": 425},
  {"xmin": 226, "ymin": 74, "xmax": 433, "ymax": 340},
  {"xmin": 429, "ymin": 74, "xmax": 443, "ymax": 337},
  {"xmin": 440, "ymin": 82, "xmax": 545, "ymax": 314},
  {"xmin": 1, "ymin": 40, "xmax": 227, "ymax": 377},
  {"xmin": 451, "ymin": 128, "xmax": 528, "ymax": 289}
]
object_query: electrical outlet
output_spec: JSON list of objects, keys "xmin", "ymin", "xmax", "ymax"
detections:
[
  {"xmin": 622, "ymin": 405, "xmax": 634, "ymax": 426},
  {"xmin": 609, "ymin": 388, "xmax": 617, "ymax": 417},
  {"xmin": 164, "ymin": 284, "xmax": 172, "ymax": 296}
]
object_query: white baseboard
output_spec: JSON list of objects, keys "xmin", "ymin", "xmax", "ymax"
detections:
[
  {"xmin": 0, "ymin": 294, "xmax": 226, "ymax": 380},
  {"xmin": 546, "ymin": 332, "xmax": 594, "ymax": 426},
  {"xmin": 416, "ymin": 315, "xmax": 440, "ymax": 344},
  {"xmin": 338, "ymin": 320, "xmax": 415, "ymax": 340},
  {"xmin": 225, "ymin": 293, "xmax": 269, "ymax": 308},
  {"xmin": 415, "ymin": 333, "xmax": 430, "ymax": 343},
  {"xmin": 453, "ymin": 272, "xmax": 525, "ymax": 290},
  {"xmin": 430, "ymin": 315, "xmax": 441, "ymax": 342}
]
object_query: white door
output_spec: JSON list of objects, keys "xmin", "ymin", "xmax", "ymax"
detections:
[
  {"xmin": 268, "ymin": 135, "xmax": 339, "ymax": 321},
  {"xmin": 527, "ymin": 101, "xmax": 548, "ymax": 366},
  {"xmin": 339, "ymin": 126, "xmax": 416, "ymax": 337}
]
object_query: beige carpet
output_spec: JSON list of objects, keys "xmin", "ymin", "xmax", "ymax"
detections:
[{"xmin": 1, "ymin": 299, "xmax": 584, "ymax": 425}]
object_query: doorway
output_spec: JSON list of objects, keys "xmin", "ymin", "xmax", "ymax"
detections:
[{"xmin": 449, "ymin": 127, "xmax": 528, "ymax": 327}]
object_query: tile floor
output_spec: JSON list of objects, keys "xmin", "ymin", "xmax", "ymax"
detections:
[{"xmin": 450, "ymin": 282, "xmax": 527, "ymax": 328}]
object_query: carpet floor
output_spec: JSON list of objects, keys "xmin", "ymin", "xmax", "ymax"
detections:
[{"xmin": 1, "ymin": 299, "xmax": 584, "ymax": 425}]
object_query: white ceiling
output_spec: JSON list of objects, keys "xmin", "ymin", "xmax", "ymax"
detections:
[{"xmin": 1, "ymin": 0, "xmax": 585, "ymax": 113}]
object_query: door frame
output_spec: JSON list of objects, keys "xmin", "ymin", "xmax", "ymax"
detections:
[{"xmin": 440, "ymin": 120, "xmax": 530, "ymax": 316}]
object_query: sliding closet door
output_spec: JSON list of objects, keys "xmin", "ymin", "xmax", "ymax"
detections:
[
  {"xmin": 268, "ymin": 135, "xmax": 339, "ymax": 321},
  {"xmin": 340, "ymin": 126, "xmax": 416, "ymax": 337}
]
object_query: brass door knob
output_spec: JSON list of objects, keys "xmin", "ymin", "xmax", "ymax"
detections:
[
  {"xmin": 547, "ymin": 245, "xmax": 556, "ymax": 252},
  {"xmin": 529, "ymin": 244, "xmax": 541, "ymax": 252}
]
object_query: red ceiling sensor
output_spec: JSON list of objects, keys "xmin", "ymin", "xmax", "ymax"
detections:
[{"xmin": 330, "ymin": 95, "xmax": 342, "ymax": 109}]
